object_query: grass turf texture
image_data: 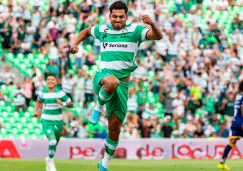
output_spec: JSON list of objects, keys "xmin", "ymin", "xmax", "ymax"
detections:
[{"xmin": 0, "ymin": 159, "xmax": 242, "ymax": 171}]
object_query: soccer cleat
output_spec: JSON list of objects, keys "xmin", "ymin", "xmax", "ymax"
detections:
[
  {"xmin": 98, "ymin": 161, "xmax": 108, "ymax": 171},
  {"xmin": 45, "ymin": 157, "xmax": 57, "ymax": 171},
  {"xmin": 89, "ymin": 110, "xmax": 101, "ymax": 125},
  {"xmin": 218, "ymin": 163, "xmax": 230, "ymax": 170}
]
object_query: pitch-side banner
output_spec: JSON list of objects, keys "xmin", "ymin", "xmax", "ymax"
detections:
[{"xmin": 0, "ymin": 139, "xmax": 243, "ymax": 159}]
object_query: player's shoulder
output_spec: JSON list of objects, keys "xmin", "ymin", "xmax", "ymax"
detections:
[
  {"xmin": 235, "ymin": 93, "xmax": 243, "ymax": 101},
  {"xmin": 56, "ymin": 88, "xmax": 66, "ymax": 96},
  {"xmin": 130, "ymin": 23, "xmax": 146, "ymax": 30},
  {"xmin": 94, "ymin": 24, "xmax": 108, "ymax": 32}
]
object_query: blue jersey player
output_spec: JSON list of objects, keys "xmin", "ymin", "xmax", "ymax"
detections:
[{"xmin": 218, "ymin": 80, "xmax": 243, "ymax": 170}]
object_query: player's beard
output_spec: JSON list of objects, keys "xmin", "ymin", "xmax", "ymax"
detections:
[{"xmin": 112, "ymin": 22, "xmax": 125, "ymax": 30}]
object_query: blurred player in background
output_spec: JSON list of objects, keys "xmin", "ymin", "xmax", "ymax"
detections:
[
  {"xmin": 70, "ymin": 1, "xmax": 162, "ymax": 171},
  {"xmin": 34, "ymin": 74, "xmax": 73, "ymax": 171},
  {"xmin": 218, "ymin": 80, "xmax": 243, "ymax": 170}
]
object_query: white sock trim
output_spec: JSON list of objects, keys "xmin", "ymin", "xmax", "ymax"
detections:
[
  {"xmin": 104, "ymin": 142, "xmax": 116, "ymax": 150},
  {"xmin": 99, "ymin": 91, "xmax": 106, "ymax": 101}
]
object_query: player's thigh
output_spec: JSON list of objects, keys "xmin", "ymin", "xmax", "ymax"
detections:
[
  {"xmin": 54, "ymin": 123, "xmax": 64, "ymax": 144},
  {"xmin": 42, "ymin": 120, "xmax": 56, "ymax": 140},
  {"xmin": 93, "ymin": 72, "xmax": 110, "ymax": 95},
  {"xmin": 108, "ymin": 114, "xmax": 123, "ymax": 131},
  {"xmin": 229, "ymin": 127, "xmax": 242, "ymax": 141},
  {"xmin": 106, "ymin": 80, "xmax": 128, "ymax": 123}
]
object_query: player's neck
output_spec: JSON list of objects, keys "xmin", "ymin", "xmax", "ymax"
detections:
[
  {"xmin": 48, "ymin": 87, "xmax": 55, "ymax": 92},
  {"xmin": 111, "ymin": 24, "xmax": 126, "ymax": 31}
]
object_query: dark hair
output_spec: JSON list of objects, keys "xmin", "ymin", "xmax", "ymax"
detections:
[
  {"xmin": 110, "ymin": 1, "xmax": 128, "ymax": 14},
  {"xmin": 46, "ymin": 74, "xmax": 57, "ymax": 80},
  {"xmin": 239, "ymin": 80, "xmax": 243, "ymax": 92}
]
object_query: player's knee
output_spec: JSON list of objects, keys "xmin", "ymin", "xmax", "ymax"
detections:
[
  {"xmin": 230, "ymin": 138, "xmax": 239, "ymax": 145},
  {"xmin": 49, "ymin": 140, "xmax": 57, "ymax": 146},
  {"xmin": 109, "ymin": 124, "xmax": 121, "ymax": 136},
  {"xmin": 105, "ymin": 77, "xmax": 120, "ymax": 93}
]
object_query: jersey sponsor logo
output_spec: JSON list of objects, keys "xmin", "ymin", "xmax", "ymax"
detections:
[
  {"xmin": 69, "ymin": 146, "xmax": 127, "ymax": 159},
  {"xmin": 136, "ymin": 144, "xmax": 165, "ymax": 159},
  {"xmin": 111, "ymin": 36, "xmax": 118, "ymax": 39},
  {"xmin": 172, "ymin": 143, "xmax": 242, "ymax": 159},
  {"xmin": 103, "ymin": 42, "xmax": 128, "ymax": 49},
  {"xmin": 121, "ymin": 35, "xmax": 131, "ymax": 39},
  {"xmin": 102, "ymin": 34, "xmax": 107, "ymax": 40},
  {"xmin": 45, "ymin": 104, "xmax": 59, "ymax": 108}
]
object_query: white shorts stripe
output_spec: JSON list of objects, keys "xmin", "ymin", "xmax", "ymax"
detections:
[
  {"xmin": 42, "ymin": 114, "xmax": 63, "ymax": 121},
  {"xmin": 100, "ymin": 61, "xmax": 134, "ymax": 70}
]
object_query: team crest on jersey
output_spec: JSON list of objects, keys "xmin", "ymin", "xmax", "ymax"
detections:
[{"xmin": 122, "ymin": 28, "xmax": 128, "ymax": 33}]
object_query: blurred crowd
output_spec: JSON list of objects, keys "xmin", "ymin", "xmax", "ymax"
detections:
[{"xmin": 1, "ymin": 0, "xmax": 243, "ymax": 139}]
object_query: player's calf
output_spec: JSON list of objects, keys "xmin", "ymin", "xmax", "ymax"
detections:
[{"xmin": 218, "ymin": 138, "xmax": 239, "ymax": 170}]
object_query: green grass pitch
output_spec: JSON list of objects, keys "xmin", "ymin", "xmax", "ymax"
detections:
[{"xmin": 0, "ymin": 159, "xmax": 242, "ymax": 171}]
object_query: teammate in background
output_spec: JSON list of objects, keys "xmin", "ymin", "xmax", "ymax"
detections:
[
  {"xmin": 34, "ymin": 75, "xmax": 73, "ymax": 171},
  {"xmin": 218, "ymin": 80, "xmax": 243, "ymax": 170},
  {"xmin": 70, "ymin": 1, "xmax": 162, "ymax": 171}
]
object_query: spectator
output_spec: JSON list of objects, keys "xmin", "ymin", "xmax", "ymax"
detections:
[
  {"xmin": 62, "ymin": 72, "xmax": 75, "ymax": 100},
  {"xmin": 0, "ymin": 65, "xmax": 15, "ymax": 84},
  {"xmin": 44, "ymin": 59, "xmax": 60, "ymax": 79},
  {"xmin": 13, "ymin": 83, "xmax": 26, "ymax": 112},
  {"xmin": 84, "ymin": 74, "xmax": 94, "ymax": 102},
  {"xmin": 194, "ymin": 124, "xmax": 205, "ymax": 138},
  {"xmin": 23, "ymin": 77, "xmax": 32, "ymax": 107},
  {"xmin": 0, "ymin": 118, "xmax": 3, "ymax": 129},
  {"xmin": 220, "ymin": 92, "xmax": 235, "ymax": 124},
  {"xmin": 162, "ymin": 115, "xmax": 173, "ymax": 138},
  {"xmin": 217, "ymin": 121, "xmax": 229, "ymax": 138},
  {"xmin": 73, "ymin": 69, "xmax": 86, "ymax": 104}
]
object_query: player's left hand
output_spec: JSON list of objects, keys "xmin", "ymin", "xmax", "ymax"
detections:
[
  {"xmin": 57, "ymin": 99, "xmax": 64, "ymax": 106},
  {"xmin": 141, "ymin": 15, "xmax": 154, "ymax": 25}
]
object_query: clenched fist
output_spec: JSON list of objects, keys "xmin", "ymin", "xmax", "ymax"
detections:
[
  {"xmin": 141, "ymin": 15, "xmax": 154, "ymax": 25},
  {"xmin": 70, "ymin": 45, "xmax": 79, "ymax": 54}
]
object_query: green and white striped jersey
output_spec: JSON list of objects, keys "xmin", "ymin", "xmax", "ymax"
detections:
[
  {"xmin": 38, "ymin": 87, "xmax": 71, "ymax": 123},
  {"xmin": 91, "ymin": 23, "xmax": 149, "ymax": 78}
]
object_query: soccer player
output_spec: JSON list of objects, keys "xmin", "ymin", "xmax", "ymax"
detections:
[
  {"xmin": 34, "ymin": 75, "xmax": 73, "ymax": 171},
  {"xmin": 70, "ymin": 1, "xmax": 162, "ymax": 170},
  {"xmin": 218, "ymin": 80, "xmax": 243, "ymax": 170}
]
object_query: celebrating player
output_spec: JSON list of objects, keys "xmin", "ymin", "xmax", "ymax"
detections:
[
  {"xmin": 218, "ymin": 80, "xmax": 243, "ymax": 170},
  {"xmin": 70, "ymin": 1, "xmax": 162, "ymax": 171},
  {"xmin": 34, "ymin": 75, "xmax": 73, "ymax": 171}
]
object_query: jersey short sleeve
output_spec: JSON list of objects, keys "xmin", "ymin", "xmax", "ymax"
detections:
[
  {"xmin": 60, "ymin": 91, "xmax": 71, "ymax": 103},
  {"xmin": 240, "ymin": 95, "xmax": 243, "ymax": 105},
  {"xmin": 90, "ymin": 25, "xmax": 101, "ymax": 40},
  {"xmin": 135, "ymin": 25, "xmax": 150, "ymax": 43}
]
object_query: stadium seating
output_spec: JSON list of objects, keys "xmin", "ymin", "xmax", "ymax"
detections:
[{"xmin": 0, "ymin": 0, "xmax": 242, "ymax": 139}]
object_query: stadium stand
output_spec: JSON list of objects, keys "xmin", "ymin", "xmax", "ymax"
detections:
[{"xmin": 0, "ymin": 0, "xmax": 243, "ymax": 139}]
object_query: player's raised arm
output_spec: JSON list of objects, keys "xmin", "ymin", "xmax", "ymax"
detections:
[
  {"xmin": 70, "ymin": 27, "xmax": 92, "ymax": 54},
  {"xmin": 141, "ymin": 14, "xmax": 162, "ymax": 40}
]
